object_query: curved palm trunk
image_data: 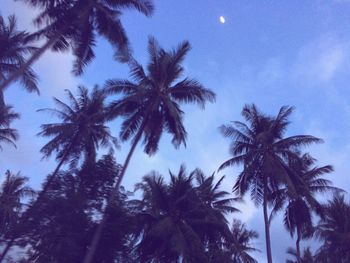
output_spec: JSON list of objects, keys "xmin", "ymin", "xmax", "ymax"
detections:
[
  {"xmin": 0, "ymin": 30, "xmax": 64, "ymax": 92},
  {"xmin": 83, "ymin": 121, "xmax": 146, "ymax": 263},
  {"xmin": 0, "ymin": 138, "xmax": 76, "ymax": 262},
  {"xmin": 263, "ymin": 181, "xmax": 273, "ymax": 263},
  {"xmin": 296, "ymin": 229, "xmax": 301, "ymax": 263}
]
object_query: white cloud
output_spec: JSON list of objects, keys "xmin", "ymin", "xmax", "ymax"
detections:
[{"xmin": 292, "ymin": 36, "xmax": 349, "ymax": 83}]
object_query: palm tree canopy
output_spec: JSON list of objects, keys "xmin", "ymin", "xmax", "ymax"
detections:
[
  {"xmin": 231, "ymin": 219, "xmax": 259, "ymax": 263},
  {"xmin": 20, "ymin": 0, "xmax": 154, "ymax": 75},
  {"xmin": 0, "ymin": 15, "xmax": 38, "ymax": 98},
  {"xmin": 132, "ymin": 166, "xmax": 207, "ymax": 262},
  {"xmin": 286, "ymin": 247, "xmax": 315, "ymax": 263},
  {"xmin": 132, "ymin": 165, "xmax": 236, "ymax": 262},
  {"xmin": 38, "ymin": 86, "xmax": 117, "ymax": 167},
  {"xmin": 0, "ymin": 170, "xmax": 35, "ymax": 236},
  {"xmin": 194, "ymin": 169, "xmax": 240, "ymax": 215},
  {"xmin": 219, "ymin": 104, "xmax": 322, "ymax": 205},
  {"xmin": 270, "ymin": 153, "xmax": 339, "ymax": 238},
  {"xmin": 105, "ymin": 37, "xmax": 216, "ymax": 155},
  {"xmin": 0, "ymin": 104, "xmax": 19, "ymax": 149},
  {"xmin": 315, "ymin": 195, "xmax": 350, "ymax": 262}
]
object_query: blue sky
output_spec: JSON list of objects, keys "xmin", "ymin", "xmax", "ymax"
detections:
[{"xmin": 2, "ymin": 0, "xmax": 350, "ymax": 262}]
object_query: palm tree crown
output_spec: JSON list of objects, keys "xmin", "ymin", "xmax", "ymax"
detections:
[
  {"xmin": 105, "ymin": 37, "xmax": 216, "ymax": 155},
  {"xmin": 38, "ymin": 86, "xmax": 117, "ymax": 167},
  {"xmin": 0, "ymin": 171, "xmax": 34, "ymax": 237},
  {"xmin": 0, "ymin": 104, "xmax": 19, "ymax": 149},
  {"xmin": 133, "ymin": 166, "xmax": 208, "ymax": 262},
  {"xmin": 19, "ymin": 0, "xmax": 154, "ymax": 75},
  {"xmin": 0, "ymin": 15, "xmax": 38, "ymax": 104},
  {"xmin": 231, "ymin": 219, "xmax": 259, "ymax": 263},
  {"xmin": 315, "ymin": 195, "xmax": 350, "ymax": 262},
  {"xmin": 270, "ymin": 153, "xmax": 338, "ymax": 262},
  {"xmin": 219, "ymin": 104, "xmax": 322, "ymax": 203}
]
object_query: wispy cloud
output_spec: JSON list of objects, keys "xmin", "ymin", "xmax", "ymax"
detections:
[{"xmin": 292, "ymin": 35, "xmax": 349, "ymax": 83}]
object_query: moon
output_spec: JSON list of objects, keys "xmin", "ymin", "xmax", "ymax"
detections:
[{"xmin": 219, "ymin": 16, "xmax": 226, "ymax": 24}]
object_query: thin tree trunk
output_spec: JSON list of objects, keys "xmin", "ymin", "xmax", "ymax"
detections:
[
  {"xmin": 296, "ymin": 229, "xmax": 301, "ymax": 263},
  {"xmin": 0, "ymin": 30, "xmax": 64, "ymax": 91},
  {"xmin": 0, "ymin": 239, "xmax": 14, "ymax": 262},
  {"xmin": 0, "ymin": 138, "xmax": 77, "ymax": 262},
  {"xmin": 83, "ymin": 121, "xmax": 146, "ymax": 263},
  {"xmin": 263, "ymin": 182, "xmax": 273, "ymax": 263},
  {"xmin": 0, "ymin": 90, "xmax": 4, "ymax": 107}
]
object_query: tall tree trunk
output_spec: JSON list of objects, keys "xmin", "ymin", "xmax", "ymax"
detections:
[
  {"xmin": 0, "ymin": 138, "xmax": 76, "ymax": 262},
  {"xmin": 83, "ymin": 121, "xmax": 146, "ymax": 263},
  {"xmin": 263, "ymin": 181, "xmax": 273, "ymax": 263},
  {"xmin": 296, "ymin": 229, "xmax": 301, "ymax": 263},
  {"xmin": 0, "ymin": 30, "xmax": 64, "ymax": 91},
  {"xmin": 0, "ymin": 90, "xmax": 4, "ymax": 107}
]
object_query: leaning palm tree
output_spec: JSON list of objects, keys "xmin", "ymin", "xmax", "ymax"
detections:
[
  {"xmin": 37, "ymin": 86, "xmax": 117, "ymax": 198},
  {"xmin": 270, "ymin": 153, "xmax": 338, "ymax": 262},
  {"xmin": 0, "ymin": 0, "xmax": 154, "ymax": 90},
  {"xmin": 0, "ymin": 86, "xmax": 116, "ymax": 261},
  {"xmin": 0, "ymin": 15, "xmax": 38, "ymax": 106},
  {"xmin": 0, "ymin": 104, "xmax": 19, "ymax": 149},
  {"xmin": 218, "ymin": 104, "xmax": 322, "ymax": 263},
  {"xmin": 0, "ymin": 171, "xmax": 34, "ymax": 239},
  {"xmin": 83, "ymin": 37, "xmax": 216, "ymax": 263},
  {"xmin": 105, "ymin": 37, "xmax": 215, "ymax": 192}
]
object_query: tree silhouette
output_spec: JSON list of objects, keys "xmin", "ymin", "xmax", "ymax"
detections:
[
  {"xmin": 0, "ymin": 86, "xmax": 116, "ymax": 260},
  {"xmin": 193, "ymin": 169, "xmax": 240, "ymax": 251},
  {"xmin": 286, "ymin": 247, "xmax": 315, "ymax": 263},
  {"xmin": 0, "ymin": 15, "xmax": 38, "ymax": 106},
  {"xmin": 84, "ymin": 37, "xmax": 216, "ymax": 262},
  {"xmin": 23, "ymin": 155, "xmax": 132, "ymax": 263},
  {"xmin": 132, "ymin": 165, "xmax": 231, "ymax": 262},
  {"xmin": 315, "ymin": 195, "xmax": 350, "ymax": 262},
  {"xmin": 0, "ymin": 0, "xmax": 154, "ymax": 90},
  {"xmin": 0, "ymin": 104, "xmax": 19, "ymax": 149},
  {"xmin": 219, "ymin": 104, "xmax": 321, "ymax": 263},
  {"xmin": 270, "ymin": 153, "xmax": 338, "ymax": 262},
  {"xmin": 207, "ymin": 219, "xmax": 259, "ymax": 263},
  {"xmin": 0, "ymin": 171, "xmax": 34, "ymax": 241}
]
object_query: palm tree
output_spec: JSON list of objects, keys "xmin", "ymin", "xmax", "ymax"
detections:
[
  {"xmin": 286, "ymin": 247, "xmax": 315, "ymax": 263},
  {"xmin": 193, "ymin": 169, "xmax": 240, "ymax": 250},
  {"xmin": 132, "ymin": 166, "xmax": 212, "ymax": 262},
  {"xmin": 194, "ymin": 169, "xmax": 240, "ymax": 215},
  {"xmin": 0, "ymin": 15, "xmax": 38, "ymax": 106},
  {"xmin": 315, "ymin": 195, "xmax": 350, "ymax": 262},
  {"xmin": 207, "ymin": 219, "xmax": 259, "ymax": 263},
  {"xmin": 105, "ymin": 37, "xmax": 215, "ymax": 193},
  {"xmin": 84, "ymin": 37, "xmax": 216, "ymax": 262},
  {"xmin": 0, "ymin": 86, "xmax": 116, "ymax": 261},
  {"xmin": 37, "ymin": 85, "xmax": 117, "ymax": 198},
  {"xmin": 0, "ymin": 0, "xmax": 154, "ymax": 90},
  {"xmin": 218, "ymin": 104, "xmax": 322, "ymax": 263},
  {"xmin": 230, "ymin": 220, "xmax": 259, "ymax": 263},
  {"xmin": 270, "ymin": 153, "xmax": 338, "ymax": 262},
  {"xmin": 25, "ymin": 158, "xmax": 132, "ymax": 263},
  {"xmin": 0, "ymin": 171, "xmax": 34, "ymax": 239},
  {"xmin": 0, "ymin": 104, "xmax": 19, "ymax": 149}
]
